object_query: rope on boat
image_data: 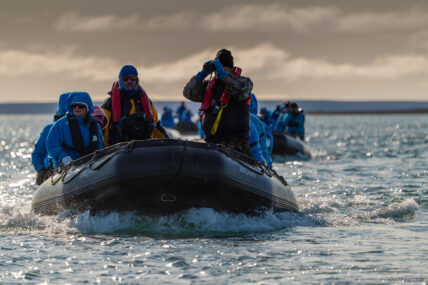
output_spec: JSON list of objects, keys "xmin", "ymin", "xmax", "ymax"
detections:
[{"xmin": 47, "ymin": 138, "xmax": 288, "ymax": 186}]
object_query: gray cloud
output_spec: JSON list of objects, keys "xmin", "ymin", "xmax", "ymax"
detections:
[
  {"xmin": 144, "ymin": 12, "xmax": 197, "ymax": 30},
  {"xmin": 0, "ymin": 48, "xmax": 119, "ymax": 80},
  {"xmin": 202, "ymin": 4, "xmax": 339, "ymax": 32},
  {"xmin": 53, "ymin": 4, "xmax": 428, "ymax": 35},
  {"xmin": 2, "ymin": 44, "xmax": 428, "ymax": 84},
  {"xmin": 54, "ymin": 12, "xmax": 139, "ymax": 32}
]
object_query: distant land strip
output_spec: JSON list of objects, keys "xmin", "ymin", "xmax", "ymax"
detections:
[
  {"xmin": 1, "ymin": 101, "xmax": 428, "ymax": 115},
  {"xmin": 307, "ymin": 108, "xmax": 428, "ymax": 115}
]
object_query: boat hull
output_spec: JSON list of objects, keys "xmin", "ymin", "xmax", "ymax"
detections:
[
  {"xmin": 32, "ymin": 140, "xmax": 298, "ymax": 215},
  {"xmin": 272, "ymin": 132, "xmax": 311, "ymax": 158}
]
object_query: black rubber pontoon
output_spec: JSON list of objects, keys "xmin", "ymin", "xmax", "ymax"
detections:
[
  {"xmin": 272, "ymin": 132, "xmax": 311, "ymax": 158},
  {"xmin": 175, "ymin": 121, "xmax": 198, "ymax": 134},
  {"xmin": 32, "ymin": 139, "xmax": 298, "ymax": 215}
]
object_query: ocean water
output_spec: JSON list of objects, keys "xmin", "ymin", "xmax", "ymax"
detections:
[{"xmin": 0, "ymin": 114, "xmax": 427, "ymax": 284}]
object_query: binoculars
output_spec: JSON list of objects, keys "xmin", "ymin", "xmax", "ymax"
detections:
[{"xmin": 203, "ymin": 62, "xmax": 216, "ymax": 73}]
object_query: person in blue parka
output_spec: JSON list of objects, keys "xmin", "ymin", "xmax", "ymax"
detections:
[
  {"xmin": 249, "ymin": 121, "xmax": 266, "ymax": 164},
  {"xmin": 263, "ymin": 123, "xmax": 273, "ymax": 168},
  {"xmin": 249, "ymin": 93, "xmax": 273, "ymax": 168},
  {"xmin": 161, "ymin": 107, "xmax": 176, "ymax": 128},
  {"xmin": 46, "ymin": 91, "xmax": 104, "ymax": 169},
  {"xmin": 176, "ymin": 101, "xmax": 187, "ymax": 122},
  {"xmin": 32, "ymin": 92, "xmax": 70, "ymax": 185},
  {"xmin": 276, "ymin": 102, "xmax": 305, "ymax": 140}
]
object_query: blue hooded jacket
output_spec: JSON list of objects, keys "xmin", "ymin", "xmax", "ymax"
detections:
[
  {"xmin": 46, "ymin": 92, "xmax": 104, "ymax": 168},
  {"xmin": 249, "ymin": 121, "xmax": 266, "ymax": 164},
  {"xmin": 276, "ymin": 111, "xmax": 305, "ymax": 139},
  {"xmin": 249, "ymin": 94, "xmax": 272, "ymax": 167},
  {"xmin": 31, "ymin": 92, "xmax": 70, "ymax": 171},
  {"xmin": 263, "ymin": 123, "xmax": 273, "ymax": 168},
  {"xmin": 161, "ymin": 107, "xmax": 175, "ymax": 128}
]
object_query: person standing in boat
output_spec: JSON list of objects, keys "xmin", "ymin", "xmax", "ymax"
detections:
[
  {"xmin": 183, "ymin": 49, "xmax": 253, "ymax": 156},
  {"xmin": 276, "ymin": 102, "xmax": 305, "ymax": 140},
  {"xmin": 46, "ymin": 92, "xmax": 104, "ymax": 169},
  {"xmin": 101, "ymin": 65, "xmax": 169, "ymax": 146},
  {"xmin": 32, "ymin": 92, "xmax": 71, "ymax": 185}
]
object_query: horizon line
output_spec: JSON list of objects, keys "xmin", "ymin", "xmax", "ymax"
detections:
[{"xmin": 1, "ymin": 99, "xmax": 428, "ymax": 104}]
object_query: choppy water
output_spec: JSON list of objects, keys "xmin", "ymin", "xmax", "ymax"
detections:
[{"xmin": 0, "ymin": 114, "xmax": 427, "ymax": 284}]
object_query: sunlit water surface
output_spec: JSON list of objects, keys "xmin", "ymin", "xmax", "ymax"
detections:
[{"xmin": 0, "ymin": 114, "xmax": 427, "ymax": 284}]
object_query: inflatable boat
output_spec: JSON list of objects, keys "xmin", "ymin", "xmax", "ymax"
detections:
[
  {"xmin": 175, "ymin": 121, "xmax": 198, "ymax": 134},
  {"xmin": 272, "ymin": 132, "xmax": 311, "ymax": 158},
  {"xmin": 32, "ymin": 139, "xmax": 298, "ymax": 215}
]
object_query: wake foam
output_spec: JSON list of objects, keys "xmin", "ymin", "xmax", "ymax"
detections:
[
  {"xmin": 1, "ymin": 203, "xmax": 326, "ymax": 236},
  {"xmin": 0, "ymin": 196, "xmax": 419, "ymax": 236}
]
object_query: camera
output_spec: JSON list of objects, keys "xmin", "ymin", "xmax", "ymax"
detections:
[{"xmin": 203, "ymin": 62, "xmax": 216, "ymax": 73}]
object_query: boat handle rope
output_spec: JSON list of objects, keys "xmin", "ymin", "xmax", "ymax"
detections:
[
  {"xmin": 89, "ymin": 141, "xmax": 136, "ymax": 170},
  {"xmin": 218, "ymin": 146, "xmax": 264, "ymax": 176},
  {"xmin": 89, "ymin": 149, "xmax": 120, "ymax": 170},
  {"xmin": 120, "ymin": 140, "xmax": 136, "ymax": 153},
  {"xmin": 62, "ymin": 158, "xmax": 92, "ymax": 184},
  {"xmin": 217, "ymin": 145, "xmax": 288, "ymax": 185},
  {"xmin": 161, "ymin": 140, "xmax": 187, "ymax": 201},
  {"xmin": 65, "ymin": 144, "xmax": 127, "ymax": 182}
]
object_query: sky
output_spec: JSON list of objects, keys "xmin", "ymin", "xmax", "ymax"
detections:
[{"xmin": 1, "ymin": 0, "xmax": 428, "ymax": 103}]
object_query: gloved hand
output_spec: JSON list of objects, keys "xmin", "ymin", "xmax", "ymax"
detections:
[
  {"xmin": 212, "ymin": 58, "xmax": 227, "ymax": 80},
  {"xmin": 62, "ymin": 156, "xmax": 73, "ymax": 165},
  {"xmin": 36, "ymin": 168, "xmax": 49, "ymax": 186},
  {"xmin": 195, "ymin": 61, "xmax": 213, "ymax": 81}
]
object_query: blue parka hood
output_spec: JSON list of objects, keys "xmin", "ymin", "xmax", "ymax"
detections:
[
  {"xmin": 66, "ymin": 91, "xmax": 95, "ymax": 115},
  {"xmin": 56, "ymin": 92, "xmax": 71, "ymax": 117},
  {"xmin": 250, "ymin": 93, "xmax": 258, "ymax": 115}
]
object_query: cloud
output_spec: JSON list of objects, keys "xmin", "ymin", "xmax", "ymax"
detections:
[
  {"xmin": 54, "ymin": 5, "xmax": 428, "ymax": 34},
  {"xmin": 0, "ymin": 49, "xmax": 119, "ymax": 80},
  {"xmin": 235, "ymin": 44, "xmax": 428, "ymax": 80},
  {"xmin": 2, "ymin": 45, "xmax": 428, "ymax": 85},
  {"xmin": 336, "ymin": 9, "xmax": 428, "ymax": 33},
  {"xmin": 144, "ymin": 12, "xmax": 197, "ymax": 30},
  {"xmin": 193, "ymin": 4, "xmax": 428, "ymax": 34},
  {"xmin": 202, "ymin": 4, "xmax": 339, "ymax": 32},
  {"xmin": 54, "ymin": 12, "xmax": 139, "ymax": 32}
]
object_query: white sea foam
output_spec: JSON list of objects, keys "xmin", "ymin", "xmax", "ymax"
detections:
[{"xmin": 1, "ymin": 202, "xmax": 326, "ymax": 236}]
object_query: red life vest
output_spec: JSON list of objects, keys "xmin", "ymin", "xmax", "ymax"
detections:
[
  {"xmin": 111, "ymin": 81, "xmax": 154, "ymax": 123},
  {"xmin": 199, "ymin": 67, "xmax": 242, "ymax": 112}
]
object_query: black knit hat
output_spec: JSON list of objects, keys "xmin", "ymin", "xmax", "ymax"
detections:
[{"xmin": 216, "ymin": 49, "xmax": 234, "ymax": 68}]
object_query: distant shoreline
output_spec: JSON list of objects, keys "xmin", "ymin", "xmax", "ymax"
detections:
[
  {"xmin": 307, "ymin": 108, "xmax": 428, "ymax": 115},
  {"xmin": 1, "ymin": 101, "xmax": 428, "ymax": 115}
]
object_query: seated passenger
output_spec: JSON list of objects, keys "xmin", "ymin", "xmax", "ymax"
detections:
[
  {"xmin": 176, "ymin": 101, "xmax": 187, "ymax": 122},
  {"xmin": 250, "ymin": 121, "xmax": 266, "ymax": 164},
  {"xmin": 161, "ymin": 107, "xmax": 176, "ymax": 128},
  {"xmin": 263, "ymin": 123, "xmax": 273, "ymax": 168},
  {"xmin": 101, "ymin": 65, "xmax": 168, "ymax": 146},
  {"xmin": 182, "ymin": 109, "xmax": 193, "ymax": 122},
  {"xmin": 249, "ymin": 94, "xmax": 272, "ymax": 168},
  {"xmin": 260, "ymin": 107, "xmax": 275, "ymax": 129},
  {"xmin": 92, "ymin": 106, "xmax": 108, "ymax": 131},
  {"xmin": 32, "ymin": 92, "xmax": 70, "ymax": 185},
  {"xmin": 276, "ymin": 102, "xmax": 305, "ymax": 140},
  {"xmin": 46, "ymin": 92, "xmax": 104, "ymax": 169}
]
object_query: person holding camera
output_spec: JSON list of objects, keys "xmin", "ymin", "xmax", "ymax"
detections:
[
  {"xmin": 102, "ymin": 65, "xmax": 168, "ymax": 146},
  {"xmin": 183, "ymin": 49, "xmax": 253, "ymax": 156}
]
